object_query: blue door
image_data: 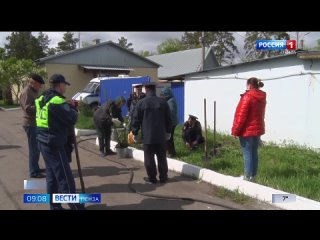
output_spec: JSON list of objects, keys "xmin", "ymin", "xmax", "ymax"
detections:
[{"xmin": 171, "ymin": 82, "xmax": 184, "ymax": 124}]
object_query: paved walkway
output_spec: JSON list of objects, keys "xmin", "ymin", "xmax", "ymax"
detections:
[{"xmin": 0, "ymin": 109, "xmax": 279, "ymax": 210}]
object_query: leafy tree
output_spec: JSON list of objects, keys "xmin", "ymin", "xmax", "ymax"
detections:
[
  {"xmin": 181, "ymin": 32, "xmax": 203, "ymax": 49},
  {"xmin": 56, "ymin": 32, "xmax": 79, "ymax": 52},
  {"xmin": 212, "ymin": 32, "xmax": 239, "ymax": 65},
  {"xmin": 137, "ymin": 50, "xmax": 152, "ymax": 57},
  {"xmin": 156, "ymin": 38, "xmax": 186, "ymax": 54},
  {"xmin": 244, "ymin": 32, "xmax": 290, "ymax": 61},
  {"xmin": 0, "ymin": 57, "xmax": 47, "ymax": 104},
  {"xmin": 0, "ymin": 47, "xmax": 5, "ymax": 60},
  {"xmin": 37, "ymin": 32, "xmax": 50, "ymax": 56},
  {"xmin": 47, "ymin": 48, "xmax": 57, "ymax": 56},
  {"xmin": 5, "ymin": 32, "xmax": 45, "ymax": 60},
  {"xmin": 117, "ymin": 37, "xmax": 133, "ymax": 51},
  {"xmin": 181, "ymin": 32, "xmax": 239, "ymax": 65},
  {"xmin": 82, "ymin": 41, "xmax": 94, "ymax": 48}
]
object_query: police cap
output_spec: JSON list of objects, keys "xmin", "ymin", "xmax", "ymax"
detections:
[
  {"xmin": 188, "ymin": 114, "xmax": 198, "ymax": 120},
  {"xmin": 49, "ymin": 74, "xmax": 70, "ymax": 86}
]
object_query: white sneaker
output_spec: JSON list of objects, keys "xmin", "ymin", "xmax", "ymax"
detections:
[
  {"xmin": 237, "ymin": 175, "xmax": 255, "ymax": 182},
  {"xmin": 249, "ymin": 176, "xmax": 256, "ymax": 182},
  {"xmin": 243, "ymin": 176, "xmax": 251, "ymax": 181}
]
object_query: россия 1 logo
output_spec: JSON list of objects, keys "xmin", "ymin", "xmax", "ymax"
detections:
[{"xmin": 256, "ymin": 40, "xmax": 296, "ymax": 50}]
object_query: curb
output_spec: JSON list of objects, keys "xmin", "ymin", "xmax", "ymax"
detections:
[
  {"xmin": 0, "ymin": 107, "xmax": 21, "ymax": 111},
  {"xmin": 98, "ymin": 139, "xmax": 320, "ymax": 210},
  {"xmin": 75, "ymin": 128, "xmax": 96, "ymax": 136}
]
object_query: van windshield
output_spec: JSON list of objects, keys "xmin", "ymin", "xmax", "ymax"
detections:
[{"xmin": 83, "ymin": 82, "xmax": 99, "ymax": 93}]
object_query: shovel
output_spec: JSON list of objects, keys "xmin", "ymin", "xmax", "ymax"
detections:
[
  {"xmin": 72, "ymin": 128, "xmax": 86, "ymax": 193},
  {"xmin": 210, "ymin": 101, "xmax": 221, "ymax": 157},
  {"xmin": 202, "ymin": 98, "xmax": 211, "ymax": 163}
]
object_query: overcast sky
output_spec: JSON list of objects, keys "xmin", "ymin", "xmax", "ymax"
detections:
[
  {"xmin": 1, "ymin": 31, "xmax": 319, "ymax": 54},
  {"xmin": 0, "ymin": 32, "xmax": 185, "ymax": 53}
]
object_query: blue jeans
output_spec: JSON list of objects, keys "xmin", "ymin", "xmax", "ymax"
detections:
[
  {"xmin": 239, "ymin": 136, "xmax": 260, "ymax": 178},
  {"xmin": 23, "ymin": 126, "xmax": 40, "ymax": 177}
]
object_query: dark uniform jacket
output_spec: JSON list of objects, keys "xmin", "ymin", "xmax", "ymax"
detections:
[
  {"xmin": 36, "ymin": 89, "xmax": 78, "ymax": 148},
  {"xmin": 182, "ymin": 120, "xmax": 204, "ymax": 143},
  {"xmin": 131, "ymin": 92, "xmax": 172, "ymax": 144},
  {"xmin": 127, "ymin": 92, "xmax": 146, "ymax": 113}
]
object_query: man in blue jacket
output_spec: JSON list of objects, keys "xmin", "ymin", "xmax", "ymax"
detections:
[
  {"xmin": 36, "ymin": 74, "xmax": 85, "ymax": 210},
  {"xmin": 160, "ymin": 86, "xmax": 179, "ymax": 157}
]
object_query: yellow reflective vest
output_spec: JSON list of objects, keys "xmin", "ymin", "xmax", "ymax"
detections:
[{"xmin": 35, "ymin": 95, "xmax": 65, "ymax": 128}]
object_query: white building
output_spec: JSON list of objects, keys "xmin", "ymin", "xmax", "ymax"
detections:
[{"xmin": 185, "ymin": 51, "xmax": 320, "ymax": 149}]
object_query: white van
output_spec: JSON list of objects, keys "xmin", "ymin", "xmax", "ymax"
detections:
[
  {"xmin": 72, "ymin": 78, "xmax": 100, "ymax": 110},
  {"xmin": 72, "ymin": 75, "xmax": 132, "ymax": 110}
]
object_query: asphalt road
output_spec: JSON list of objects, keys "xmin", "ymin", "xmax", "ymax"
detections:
[{"xmin": 0, "ymin": 109, "xmax": 279, "ymax": 210}]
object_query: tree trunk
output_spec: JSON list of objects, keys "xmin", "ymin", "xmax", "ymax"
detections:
[{"xmin": 4, "ymin": 86, "xmax": 13, "ymax": 105}]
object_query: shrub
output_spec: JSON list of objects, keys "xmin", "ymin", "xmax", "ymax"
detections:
[{"xmin": 78, "ymin": 101, "xmax": 93, "ymax": 117}]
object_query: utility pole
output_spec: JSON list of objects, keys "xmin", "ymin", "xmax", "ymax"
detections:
[
  {"xmin": 200, "ymin": 32, "xmax": 205, "ymax": 71},
  {"xmin": 78, "ymin": 32, "xmax": 81, "ymax": 49},
  {"xmin": 296, "ymin": 32, "xmax": 310, "ymax": 50}
]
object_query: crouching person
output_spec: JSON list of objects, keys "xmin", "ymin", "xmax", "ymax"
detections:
[{"xmin": 182, "ymin": 115, "xmax": 204, "ymax": 150}]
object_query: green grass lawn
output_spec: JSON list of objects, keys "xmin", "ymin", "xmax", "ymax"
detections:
[
  {"xmin": 216, "ymin": 187, "xmax": 252, "ymax": 204},
  {"xmin": 76, "ymin": 111, "xmax": 320, "ymax": 201},
  {"xmin": 0, "ymin": 100, "xmax": 20, "ymax": 109},
  {"xmin": 134, "ymin": 125, "xmax": 320, "ymax": 201},
  {"xmin": 179, "ymin": 125, "xmax": 320, "ymax": 201},
  {"xmin": 75, "ymin": 114, "xmax": 95, "ymax": 129}
]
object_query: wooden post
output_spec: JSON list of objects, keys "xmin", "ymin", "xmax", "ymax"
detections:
[
  {"xmin": 204, "ymin": 98, "xmax": 208, "ymax": 161},
  {"xmin": 213, "ymin": 100, "xmax": 216, "ymax": 150}
]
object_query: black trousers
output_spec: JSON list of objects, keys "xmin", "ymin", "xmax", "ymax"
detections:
[
  {"xmin": 95, "ymin": 124, "xmax": 112, "ymax": 153},
  {"xmin": 143, "ymin": 143, "xmax": 168, "ymax": 181},
  {"xmin": 166, "ymin": 125, "xmax": 177, "ymax": 156},
  {"xmin": 184, "ymin": 130, "xmax": 204, "ymax": 145}
]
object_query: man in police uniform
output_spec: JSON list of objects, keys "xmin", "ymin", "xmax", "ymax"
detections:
[
  {"xmin": 36, "ymin": 74, "xmax": 84, "ymax": 210},
  {"xmin": 131, "ymin": 82, "xmax": 172, "ymax": 184},
  {"xmin": 126, "ymin": 84, "xmax": 146, "ymax": 131},
  {"xmin": 182, "ymin": 114, "xmax": 205, "ymax": 150}
]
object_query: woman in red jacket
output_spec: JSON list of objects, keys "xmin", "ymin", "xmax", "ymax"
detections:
[{"xmin": 232, "ymin": 77, "xmax": 266, "ymax": 182}]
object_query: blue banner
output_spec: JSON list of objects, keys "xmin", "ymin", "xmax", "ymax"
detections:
[
  {"xmin": 79, "ymin": 194, "xmax": 101, "ymax": 203},
  {"xmin": 256, "ymin": 40, "xmax": 286, "ymax": 50},
  {"xmin": 24, "ymin": 194, "xmax": 50, "ymax": 204}
]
